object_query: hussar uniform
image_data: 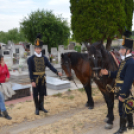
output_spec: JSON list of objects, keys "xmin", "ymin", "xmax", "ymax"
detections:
[
  {"xmin": 27, "ymin": 34, "xmax": 58, "ymax": 115},
  {"xmin": 108, "ymin": 37, "xmax": 134, "ymax": 134}
]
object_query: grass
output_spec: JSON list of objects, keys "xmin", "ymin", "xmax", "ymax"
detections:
[
  {"xmin": 26, "ymin": 100, "xmax": 32, "ymax": 102},
  {"xmin": 53, "ymin": 93, "xmax": 62, "ymax": 97},
  {"xmin": 54, "ymin": 129, "xmax": 58, "ymax": 133},
  {"xmin": 77, "ymin": 122, "xmax": 83, "ymax": 127},
  {"xmin": 68, "ymin": 95, "xmax": 74, "ymax": 100},
  {"xmin": 68, "ymin": 89, "xmax": 71, "ymax": 92},
  {"xmin": 78, "ymin": 88, "xmax": 85, "ymax": 92}
]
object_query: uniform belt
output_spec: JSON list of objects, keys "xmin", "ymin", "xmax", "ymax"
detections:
[
  {"xmin": 115, "ymin": 80, "xmax": 124, "ymax": 84},
  {"xmin": 33, "ymin": 71, "xmax": 45, "ymax": 75},
  {"xmin": 33, "ymin": 72, "xmax": 45, "ymax": 85}
]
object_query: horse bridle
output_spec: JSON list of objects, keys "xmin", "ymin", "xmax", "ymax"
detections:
[{"xmin": 61, "ymin": 57, "xmax": 81, "ymax": 89}]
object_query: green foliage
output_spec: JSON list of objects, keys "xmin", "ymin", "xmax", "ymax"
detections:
[
  {"xmin": 78, "ymin": 88, "xmax": 85, "ymax": 92},
  {"xmin": 0, "ymin": 28, "xmax": 26, "ymax": 44},
  {"xmin": 20, "ymin": 9, "xmax": 70, "ymax": 51},
  {"xmin": 68, "ymin": 95, "xmax": 74, "ymax": 100},
  {"xmin": 53, "ymin": 93, "xmax": 62, "ymax": 97},
  {"xmin": 68, "ymin": 89, "xmax": 71, "ymax": 92},
  {"xmin": 70, "ymin": 0, "xmax": 133, "ymax": 43},
  {"xmin": 124, "ymin": 0, "xmax": 134, "ymax": 31},
  {"xmin": 74, "ymin": 44, "xmax": 81, "ymax": 52}
]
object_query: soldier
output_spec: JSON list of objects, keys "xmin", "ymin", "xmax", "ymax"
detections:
[
  {"xmin": 101, "ymin": 37, "xmax": 134, "ymax": 134},
  {"xmin": 27, "ymin": 34, "xmax": 62, "ymax": 115}
]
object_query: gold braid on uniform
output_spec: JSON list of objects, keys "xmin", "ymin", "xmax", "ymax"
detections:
[
  {"xmin": 115, "ymin": 60, "xmax": 126, "ymax": 86},
  {"xmin": 33, "ymin": 56, "xmax": 45, "ymax": 85},
  {"xmin": 107, "ymin": 61, "xmax": 126, "ymax": 93}
]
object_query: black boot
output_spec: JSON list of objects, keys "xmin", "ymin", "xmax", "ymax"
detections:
[
  {"xmin": 39, "ymin": 96, "xmax": 48, "ymax": 113},
  {"xmin": 33, "ymin": 97, "xmax": 39, "ymax": 115},
  {"xmin": 0, "ymin": 110, "xmax": 2, "ymax": 117},
  {"xmin": 114, "ymin": 116, "xmax": 127, "ymax": 134},
  {"xmin": 127, "ymin": 114, "xmax": 134, "ymax": 129},
  {"xmin": 2, "ymin": 110, "xmax": 12, "ymax": 120}
]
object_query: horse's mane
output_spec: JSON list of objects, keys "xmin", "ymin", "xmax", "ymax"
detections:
[
  {"xmin": 64, "ymin": 52, "xmax": 88, "ymax": 65},
  {"xmin": 93, "ymin": 43, "xmax": 119, "ymax": 70}
]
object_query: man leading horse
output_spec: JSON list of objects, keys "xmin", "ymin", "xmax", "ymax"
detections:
[{"xmin": 101, "ymin": 36, "xmax": 134, "ymax": 134}]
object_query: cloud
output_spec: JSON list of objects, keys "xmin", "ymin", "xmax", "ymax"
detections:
[{"xmin": 0, "ymin": 0, "xmax": 71, "ymax": 32}]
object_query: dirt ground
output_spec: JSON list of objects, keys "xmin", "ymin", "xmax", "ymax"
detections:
[{"xmin": 0, "ymin": 85, "xmax": 134, "ymax": 134}]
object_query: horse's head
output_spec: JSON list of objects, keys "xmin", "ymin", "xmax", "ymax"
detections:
[
  {"xmin": 87, "ymin": 41, "xmax": 103, "ymax": 79},
  {"xmin": 61, "ymin": 53, "xmax": 73, "ymax": 80}
]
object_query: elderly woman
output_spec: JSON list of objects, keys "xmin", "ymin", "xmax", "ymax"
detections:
[{"xmin": 0, "ymin": 55, "xmax": 11, "ymax": 120}]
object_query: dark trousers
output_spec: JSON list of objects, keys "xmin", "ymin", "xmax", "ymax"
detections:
[{"xmin": 32, "ymin": 79, "xmax": 47, "ymax": 98}]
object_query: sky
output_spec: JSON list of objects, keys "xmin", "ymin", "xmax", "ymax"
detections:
[
  {"xmin": 0, "ymin": 0, "xmax": 71, "ymax": 32},
  {"xmin": 0, "ymin": 0, "xmax": 134, "ymax": 32}
]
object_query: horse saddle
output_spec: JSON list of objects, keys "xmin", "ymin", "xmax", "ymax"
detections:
[
  {"xmin": 123, "ymin": 96, "xmax": 134, "ymax": 114},
  {"xmin": 110, "ymin": 50, "xmax": 122, "ymax": 67}
]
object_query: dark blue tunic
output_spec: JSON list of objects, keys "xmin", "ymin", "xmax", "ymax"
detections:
[
  {"xmin": 108, "ymin": 56, "xmax": 134, "ymax": 116},
  {"xmin": 27, "ymin": 54, "xmax": 58, "ymax": 97}
]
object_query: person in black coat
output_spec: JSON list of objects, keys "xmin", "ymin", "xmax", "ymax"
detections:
[
  {"xmin": 101, "ymin": 37, "xmax": 134, "ymax": 134},
  {"xmin": 27, "ymin": 33, "xmax": 62, "ymax": 115}
]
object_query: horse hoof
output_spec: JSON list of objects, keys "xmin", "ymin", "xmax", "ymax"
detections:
[
  {"xmin": 88, "ymin": 106, "xmax": 94, "ymax": 109},
  {"xmin": 104, "ymin": 117, "xmax": 109, "ymax": 123},
  {"xmin": 85, "ymin": 103, "xmax": 89, "ymax": 107},
  {"xmin": 105, "ymin": 123, "xmax": 113, "ymax": 129}
]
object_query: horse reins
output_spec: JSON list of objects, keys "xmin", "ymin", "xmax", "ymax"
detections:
[{"xmin": 61, "ymin": 58, "xmax": 79, "ymax": 89}]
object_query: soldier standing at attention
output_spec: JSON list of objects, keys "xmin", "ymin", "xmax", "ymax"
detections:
[
  {"xmin": 101, "ymin": 37, "xmax": 134, "ymax": 134},
  {"xmin": 27, "ymin": 34, "xmax": 62, "ymax": 115}
]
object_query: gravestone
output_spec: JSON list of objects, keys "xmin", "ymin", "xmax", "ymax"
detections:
[
  {"xmin": 30, "ymin": 45, "xmax": 34, "ymax": 56},
  {"xmin": 51, "ymin": 47, "xmax": 58, "ymax": 57},
  {"xmin": 51, "ymin": 47, "xmax": 58, "ymax": 63},
  {"xmin": 16, "ymin": 48, "xmax": 19, "ymax": 53},
  {"xmin": 58, "ymin": 45, "xmax": 64, "ymax": 52},
  {"xmin": 4, "ymin": 57, "xmax": 13, "ymax": 69},
  {"xmin": 13, "ymin": 45, "xmax": 25, "ymax": 58},
  {"xmin": 46, "ymin": 76, "xmax": 70, "ymax": 90},
  {"xmin": 68, "ymin": 42, "xmax": 76, "ymax": 50},
  {"xmin": 58, "ymin": 45, "xmax": 64, "ymax": 63},
  {"xmin": 118, "ymin": 39, "xmax": 123, "ymax": 45},
  {"xmin": 19, "ymin": 58, "xmax": 27, "ymax": 71},
  {"xmin": 2, "ymin": 49, "xmax": 12, "ymax": 57},
  {"xmin": 6, "ymin": 83, "xmax": 31, "ymax": 100},
  {"xmin": 7, "ymin": 41, "xmax": 13, "ymax": 49}
]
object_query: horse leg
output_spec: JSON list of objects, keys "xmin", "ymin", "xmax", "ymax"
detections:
[
  {"xmin": 104, "ymin": 93, "xmax": 114, "ymax": 129},
  {"xmin": 103, "ymin": 98, "xmax": 109, "ymax": 122},
  {"xmin": 84, "ymin": 83, "xmax": 94, "ymax": 109}
]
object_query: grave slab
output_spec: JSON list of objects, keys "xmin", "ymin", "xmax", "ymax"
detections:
[
  {"xmin": 46, "ymin": 76, "xmax": 70, "ymax": 90},
  {"xmin": 6, "ymin": 83, "xmax": 31, "ymax": 101}
]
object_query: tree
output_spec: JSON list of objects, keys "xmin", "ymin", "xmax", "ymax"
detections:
[
  {"xmin": 0, "ymin": 28, "xmax": 26, "ymax": 44},
  {"xmin": 124, "ymin": 0, "xmax": 133, "ymax": 31},
  {"xmin": 0, "ymin": 31, "xmax": 8, "ymax": 44},
  {"xmin": 20, "ymin": 9, "xmax": 70, "ymax": 51},
  {"xmin": 70, "ymin": 0, "xmax": 134, "ymax": 50}
]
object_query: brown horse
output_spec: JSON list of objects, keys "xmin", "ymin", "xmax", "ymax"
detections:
[
  {"xmin": 61, "ymin": 52, "xmax": 94, "ymax": 109},
  {"xmin": 61, "ymin": 45, "xmax": 120, "ymax": 129}
]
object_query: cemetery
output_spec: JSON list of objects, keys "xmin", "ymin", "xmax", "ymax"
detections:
[
  {"xmin": 0, "ymin": 39, "xmax": 124, "ymax": 101},
  {"xmin": 1, "ymin": 0, "xmax": 134, "ymax": 133},
  {"xmin": 0, "ymin": 41, "xmax": 78, "ymax": 101},
  {"xmin": 0, "ymin": 39, "xmax": 133, "ymax": 134}
]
